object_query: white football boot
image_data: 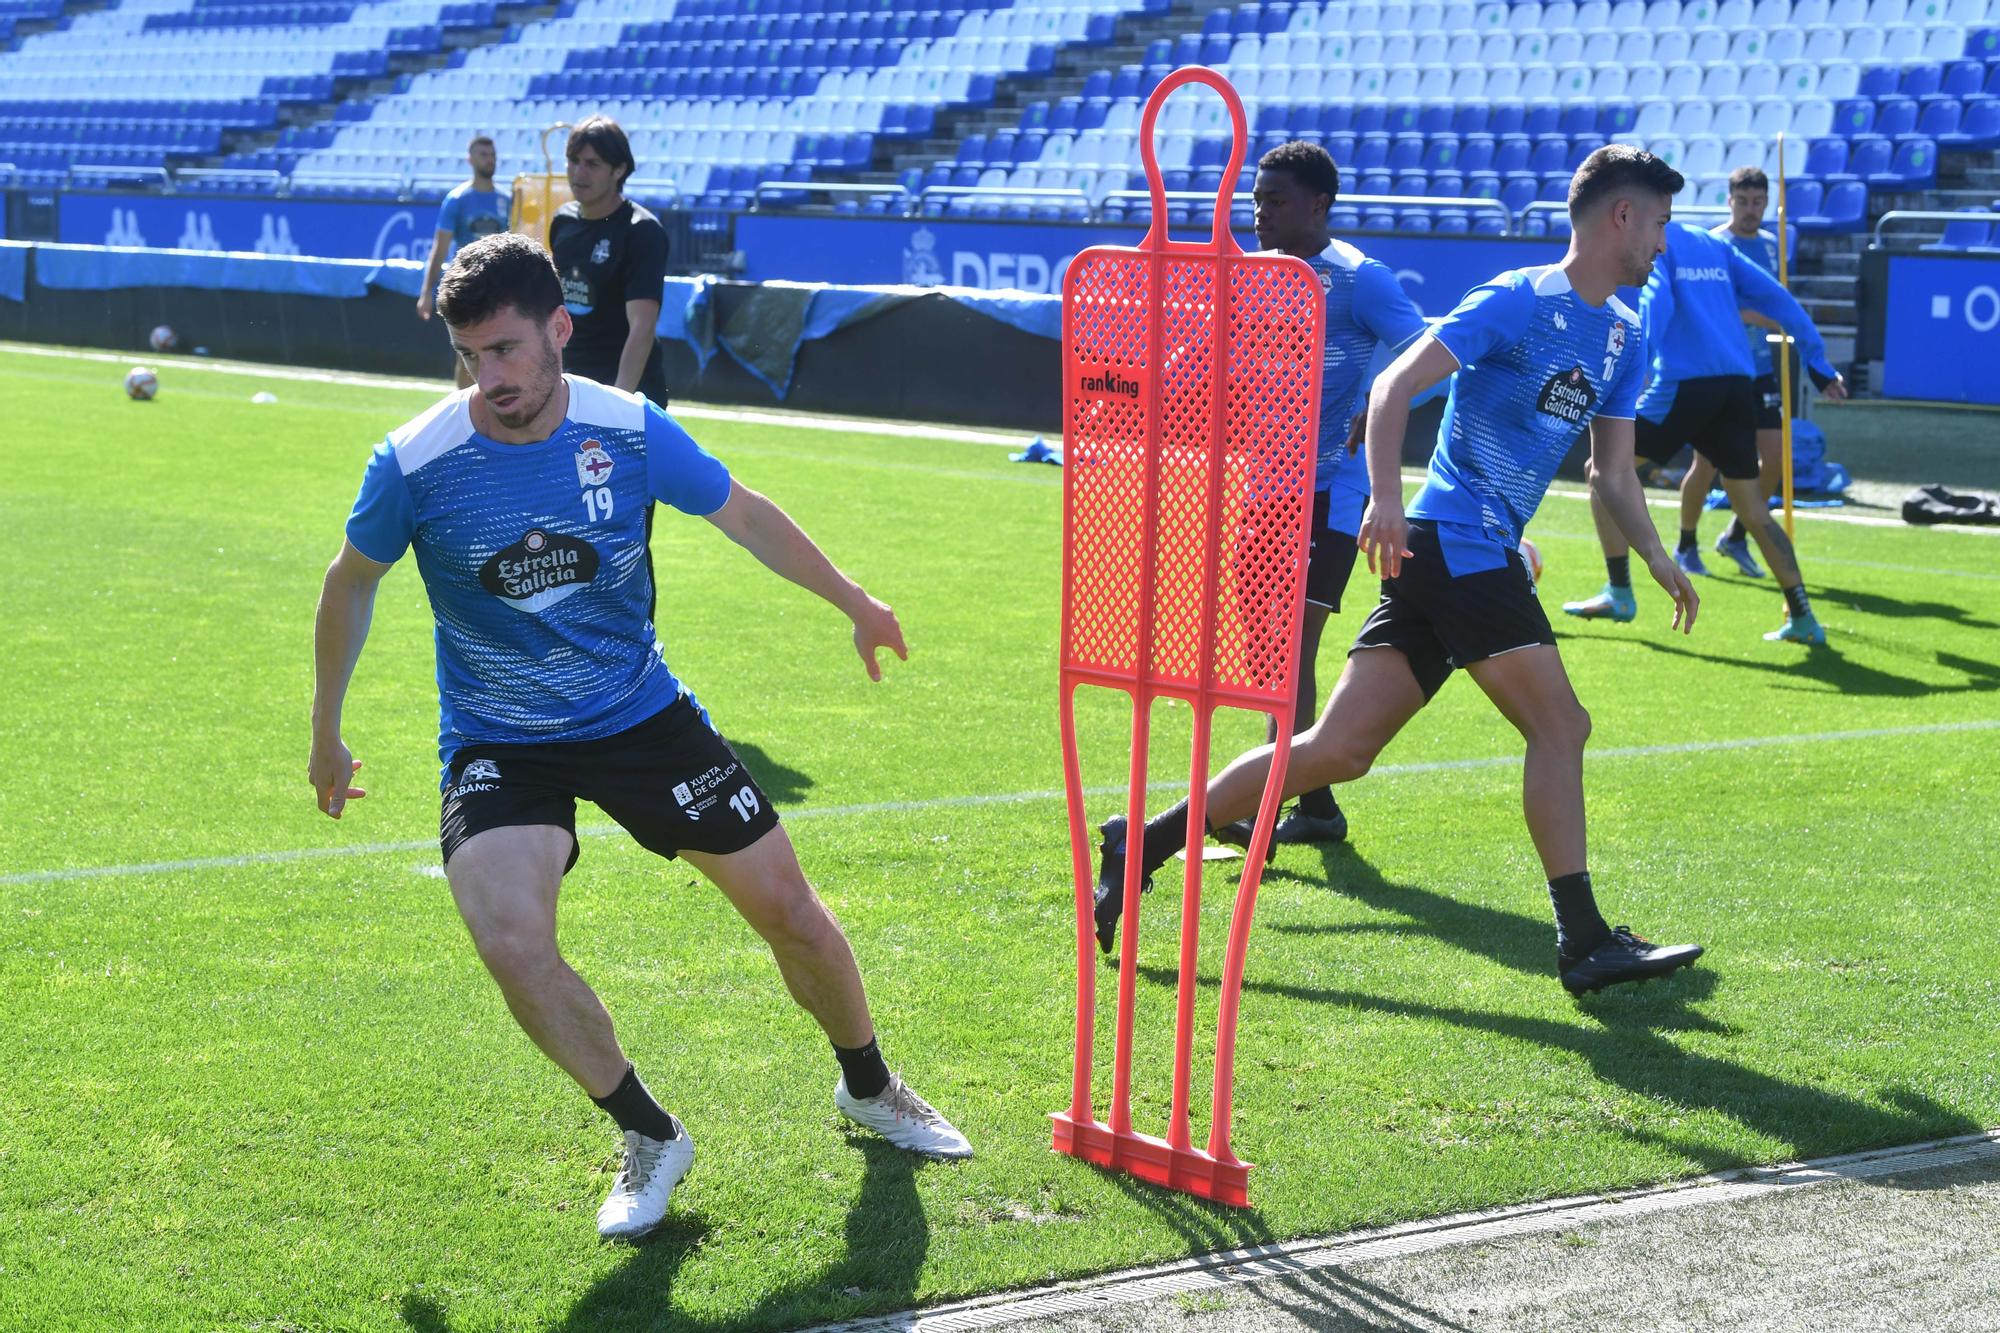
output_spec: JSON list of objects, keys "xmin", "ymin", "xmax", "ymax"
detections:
[
  {"xmin": 596, "ymin": 1117, "xmax": 693, "ymax": 1240},
  {"xmin": 834, "ymin": 1073, "xmax": 973, "ymax": 1159}
]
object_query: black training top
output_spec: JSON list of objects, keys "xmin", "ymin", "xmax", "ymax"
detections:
[{"xmin": 549, "ymin": 197, "xmax": 670, "ymax": 397}]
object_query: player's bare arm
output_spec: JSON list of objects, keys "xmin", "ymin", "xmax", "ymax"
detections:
[
  {"xmin": 416, "ymin": 229, "xmax": 452, "ymax": 320},
  {"xmin": 1588, "ymin": 415, "xmax": 1699, "ymax": 633},
  {"xmin": 614, "ymin": 298, "xmax": 661, "ymax": 392},
  {"xmin": 1357, "ymin": 336, "xmax": 1458, "ymax": 578},
  {"xmin": 309, "ymin": 538, "xmax": 393, "ymax": 817},
  {"xmin": 703, "ymin": 481, "xmax": 909, "ymax": 681}
]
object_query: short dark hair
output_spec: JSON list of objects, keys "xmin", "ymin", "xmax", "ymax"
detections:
[
  {"xmin": 436, "ymin": 231, "xmax": 563, "ymax": 328},
  {"xmin": 1728, "ymin": 164, "xmax": 1769, "ymax": 196},
  {"xmin": 1257, "ymin": 139, "xmax": 1341, "ymax": 207},
  {"xmin": 1567, "ymin": 144, "xmax": 1684, "ymax": 218},
  {"xmin": 467, "ymin": 133, "xmax": 494, "ymax": 153},
  {"xmin": 566, "ymin": 115, "xmax": 635, "ymax": 189}
]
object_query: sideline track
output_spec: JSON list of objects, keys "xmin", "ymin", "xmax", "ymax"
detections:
[
  {"xmin": 807, "ymin": 1130, "xmax": 2000, "ymax": 1332},
  {"xmin": 7, "ymin": 342, "xmax": 1996, "ymax": 538},
  {"xmin": 5, "ymin": 718, "xmax": 1995, "ymax": 886}
]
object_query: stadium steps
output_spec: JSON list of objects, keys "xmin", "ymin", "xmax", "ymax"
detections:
[
  {"xmin": 878, "ymin": 0, "xmax": 1237, "ymax": 180},
  {"xmin": 190, "ymin": 0, "xmax": 557, "ymax": 173}
]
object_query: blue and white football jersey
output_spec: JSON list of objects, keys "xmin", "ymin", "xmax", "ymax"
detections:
[
  {"xmin": 1712, "ymin": 222, "xmax": 1780, "ymax": 378},
  {"xmin": 345, "ymin": 377, "xmax": 732, "ymax": 777},
  {"xmin": 1409, "ymin": 265, "xmax": 1643, "ymax": 567},
  {"xmin": 1297, "ymin": 238, "xmax": 1428, "ymax": 535}
]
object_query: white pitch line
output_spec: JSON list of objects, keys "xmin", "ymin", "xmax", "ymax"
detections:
[
  {"xmin": 0, "ymin": 341, "xmax": 1034, "ymax": 447},
  {"xmin": 4, "ymin": 719, "xmax": 1993, "ymax": 887},
  {"xmin": 809, "ymin": 1130, "xmax": 2000, "ymax": 1333},
  {"xmin": 1540, "ymin": 481, "xmax": 2000, "ymax": 536}
]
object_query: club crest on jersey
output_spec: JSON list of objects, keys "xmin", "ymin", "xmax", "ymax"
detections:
[
  {"xmin": 1552, "ymin": 311, "xmax": 1567, "ymax": 331},
  {"xmin": 479, "ymin": 528, "xmax": 601, "ymax": 613},
  {"xmin": 575, "ymin": 441, "xmax": 614, "ymax": 487},
  {"xmin": 1607, "ymin": 321, "xmax": 1627, "ymax": 356},
  {"xmin": 462, "ymin": 759, "xmax": 501, "ymax": 783},
  {"xmin": 590, "ymin": 239, "xmax": 611, "ymax": 265},
  {"xmin": 1536, "ymin": 366, "xmax": 1596, "ymax": 424}
]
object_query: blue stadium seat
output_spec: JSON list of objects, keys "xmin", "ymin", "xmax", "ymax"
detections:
[
  {"xmin": 1598, "ymin": 103, "xmax": 1638, "ymax": 136},
  {"xmin": 1880, "ymin": 137, "xmax": 1936, "ymax": 185},
  {"xmin": 1489, "ymin": 101, "xmax": 1528, "ymax": 136},
  {"xmin": 1943, "ymin": 61, "xmax": 1986, "ymax": 98},
  {"xmin": 1078, "ymin": 100, "xmax": 1110, "ymax": 131},
  {"xmin": 1387, "ymin": 133, "xmax": 1424, "ymax": 171},
  {"xmin": 1398, "ymin": 208, "xmax": 1434, "ymax": 233},
  {"xmin": 1832, "ymin": 136, "xmax": 1885, "ymax": 180},
  {"xmin": 1833, "ymin": 99, "xmax": 1876, "ymax": 135},
  {"xmin": 1392, "ymin": 169, "xmax": 1428, "ymax": 196},
  {"xmin": 1528, "ymin": 137, "xmax": 1568, "ymax": 174},
  {"xmin": 1501, "ymin": 173, "xmax": 1539, "ymax": 214},
  {"xmin": 1422, "ymin": 135, "xmax": 1460, "ymax": 172},
  {"xmin": 1917, "ymin": 99, "xmax": 1963, "ymax": 141},
  {"xmin": 1361, "ymin": 206, "xmax": 1396, "ymax": 231},
  {"xmin": 1900, "ymin": 63, "xmax": 1943, "ymax": 99},
  {"xmin": 1354, "ymin": 133, "xmax": 1390, "ymax": 170},
  {"xmin": 1358, "ymin": 169, "xmax": 1393, "ymax": 194},
  {"xmin": 1419, "ymin": 103, "xmax": 1454, "ymax": 136},
  {"xmin": 1494, "ymin": 134, "xmax": 1532, "ymax": 175},
  {"xmin": 1352, "ymin": 105, "xmax": 1388, "ymax": 134},
  {"xmin": 1857, "ymin": 66, "xmax": 1899, "ymax": 98},
  {"xmin": 1452, "ymin": 105, "xmax": 1492, "ymax": 136},
  {"xmin": 1874, "ymin": 97, "xmax": 1919, "ymax": 137},
  {"xmin": 1465, "ymin": 170, "xmax": 1502, "ymax": 200},
  {"xmin": 1799, "ymin": 178, "xmax": 1866, "ymax": 230},
  {"xmin": 1805, "ymin": 137, "xmax": 1850, "ymax": 176},
  {"xmin": 1473, "ymin": 212, "xmax": 1507, "ymax": 235},
  {"xmin": 1429, "ymin": 169, "xmax": 1465, "ymax": 197},
  {"xmin": 1940, "ymin": 97, "xmax": 2000, "ymax": 148},
  {"xmin": 1386, "ymin": 104, "xmax": 1422, "ymax": 135},
  {"xmin": 1460, "ymin": 135, "xmax": 1496, "ymax": 173},
  {"xmin": 1922, "ymin": 209, "xmax": 1995, "ymax": 249},
  {"xmin": 1329, "ymin": 205, "xmax": 1361, "ymax": 230},
  {"xmin": 1081, "ymin": 69, "xmax": 1113, "ymax": 101},
  {"xmin": 1523, "ymin": 100, "xmax": 1562, "ymax": 137}
]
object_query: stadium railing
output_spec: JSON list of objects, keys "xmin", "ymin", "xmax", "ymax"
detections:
[
  {"xmin": 1871, "ymin": 207, "xmax": 2000, "ymax": 249},
  {"xmin": 749, "ymin": 179, "xmax": 910, "ymax": 210}
]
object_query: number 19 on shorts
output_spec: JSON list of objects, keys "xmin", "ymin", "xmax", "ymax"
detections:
[{"xmin": 728, "ymin": 786, "xmax": 760, "ymax": 821}]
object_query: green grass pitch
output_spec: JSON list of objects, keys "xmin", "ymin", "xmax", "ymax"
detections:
[{"xmin": 2, "ymin": 345, "xmax": 1996, "ymax": 1330}]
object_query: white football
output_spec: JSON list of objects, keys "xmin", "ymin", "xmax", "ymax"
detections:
[
  {"xmin": 125, "ymin": 367, "xmax": 158, "ymax": 400},
  {"xmin": 1518, "ymin": 535, "xmax": 1543, "ymax": 582},
  {"xmin": 149, "ymin": 324, "xmax": 177, "ymax": 352}
]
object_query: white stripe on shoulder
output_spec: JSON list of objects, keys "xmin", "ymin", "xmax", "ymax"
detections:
[
  {"xmin": 387, "ymin": 389, "xmax": 475, "ymax": 474},
  {"xmin": 1523, "ymin": 264, "xmax": 1573, "ymax": 296},
  {"xmin": 1318, "ymin": 237, "xmax": 1366, "ymax": 269},
  {"xmin": 564, "ymin": 375, "xmax": 648, "ymax": 432},
  {"xmin": 1608, "ymin": 294, "xmax": 1640, "ymax": 324}
]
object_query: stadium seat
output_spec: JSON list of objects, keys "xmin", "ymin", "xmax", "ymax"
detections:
[
  {"xmin": 1798, "ymin": 177, "xmax": 1866, "ymax": 229},
  {"xmin": 1922, "ymin": 209, "xmax": 1996, "ymax": 249},
  {"xmin": 1940, "ymin": 97, "xmax": 2000, "ymax": 148}
]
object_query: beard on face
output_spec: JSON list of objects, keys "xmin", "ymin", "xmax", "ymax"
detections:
[{"xmin": 486, "ymin": 334, "xmax": 563, "ymax": 427}]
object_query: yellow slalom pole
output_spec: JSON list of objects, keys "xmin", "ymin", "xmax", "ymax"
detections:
[{"xmin": 1775, "ymin": 132, "xmax": 1796, "ymax": 539}]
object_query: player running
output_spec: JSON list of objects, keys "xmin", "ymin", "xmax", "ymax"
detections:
[
  {"xmin": 1701, "ymin": 165, "xmax": 1832, "ymax": 577},
  {"xmin": 1089, "ymin": 147, "xmax": 1704, "ymax": 996},
  {"xmin": 1561, "ymin": 211, "xmax": 1846, "ymax": 645},
  {"xmin": 1209, "ymin": 140, "xmax": 1427, "ymax": 852},
  {"xmin": 309, "ymin": 233, "xmax": 970, "ymax": 1244}
]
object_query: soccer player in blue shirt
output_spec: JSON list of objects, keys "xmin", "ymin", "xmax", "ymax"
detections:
[
  {"xmin": 1093, "ymin": 147, "xmax": 1704, "ymax": 996},
  {"xmin": 1697, "ymin": 165, "xmax": 1847, "ymax": 578},
  {"xmin": 309, "ymin": 234, "xmax": 970, "ymax": 1243},
  {"xmin": 1562, "ymin": 211, "xmax": 1846, "ymax": 644},
  {"xmin": 1205, "ymin": 141, "xmax": 1427, "ymax": 854},
  {"xmin": 416, "ymin": 134, "xmax": 511, "ymax": 389}
]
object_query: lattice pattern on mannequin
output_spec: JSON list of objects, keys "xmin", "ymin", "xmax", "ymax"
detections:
[{"xmin": 1064, "ymin": 250, "xmax": 1152, "ymax": 676}]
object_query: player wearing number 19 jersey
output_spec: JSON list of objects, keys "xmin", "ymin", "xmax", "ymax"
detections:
[
  {"xmin": 310, "ymin": 234, "xmax": 969, "ymax": 1245},
  {"xmin": 1092, "ymin": 147, "xmax": 1705, "ymax": 996}
]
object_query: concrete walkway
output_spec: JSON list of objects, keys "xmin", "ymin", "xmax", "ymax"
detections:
[{"xmin": 816, "ymin": 1132, "xmax": 2000, "ymax": 1333}]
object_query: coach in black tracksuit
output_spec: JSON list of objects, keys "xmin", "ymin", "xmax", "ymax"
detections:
[{"xmin": 549, "ymin": 115, "xmax": 671, "ymax": 406}]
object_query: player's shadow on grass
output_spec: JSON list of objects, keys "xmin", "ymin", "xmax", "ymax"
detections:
[
  {"xmin": 1814, "ymin": 583, "xmax": 2000, "ymax": 631},
  {"xmin": 1261, "ymin": 844, "xmax": 1557, "ymax": 981},
  {"xmin": 1569, "ymin": 629, "xmax": 2000, "ymax": 698},
  {"xmin": 722, "ymin": 738, "xmax": 814, "ymax": 807},
  {"xmin": 1228, "ymin": 978, "xmax": 1979, "ymax": 1174},
  {"xmin": 398, "ymin": 1138, "xmax": 929, "ymax": 1333},
  {"xmin": 1239, "ymin": 1267, "xmax": 1481, "ymax": 1333}
]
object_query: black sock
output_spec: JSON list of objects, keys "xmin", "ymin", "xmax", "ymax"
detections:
[
  {"xmin": 1724, "ymin": 516, "xmax": 1746, "ymax": 544},
  {"xmin": 1548, "ymin": 872, "xmax": 1611, "ymax": 964},
  {"xmin": 592, "ymin": 1065, "xmax": 679, "ymax": 1140},
  {"xmin": 833, "ymin": 1037, "xmax": 891, "ymax": 1100},
  {"xmin": 1297, "ymin": 786, "xmax": 1339, "ymax": 819},
  {"xmin": 1783, "ymin": 584, "xmax": 1812, "ymax": 619},
  {"xmin": 1140, "ymin": 798, "xmax": 1196, "ymax": 875},
  {"xmin": 1677, "ymin": 527, "xmax": 1697, "ymax": 553},
  {"xmin": 1605, "ymin": 555, "xmax": 1630, "ymax": 589}
]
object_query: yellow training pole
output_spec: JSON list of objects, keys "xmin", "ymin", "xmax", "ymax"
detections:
[{"xmin": 1775, "ymin": 132, "xmax": 1796, "ymax": 539}]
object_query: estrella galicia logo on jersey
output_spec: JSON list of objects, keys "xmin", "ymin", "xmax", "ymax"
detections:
[
  {"xmin": 1079, "ymin": 367, "xmax": 1141, "ymax": 399},
  {"xmin": 1536, "ymin": 366, "xmax": 1596, "ymax": 424},
  {"xmin": 478, "ymin": 529, "xmax": 601, "ymax": 612},
  {"xmin": 575, "ymin": 441, "xmax": 614, "ymax": 487}
]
